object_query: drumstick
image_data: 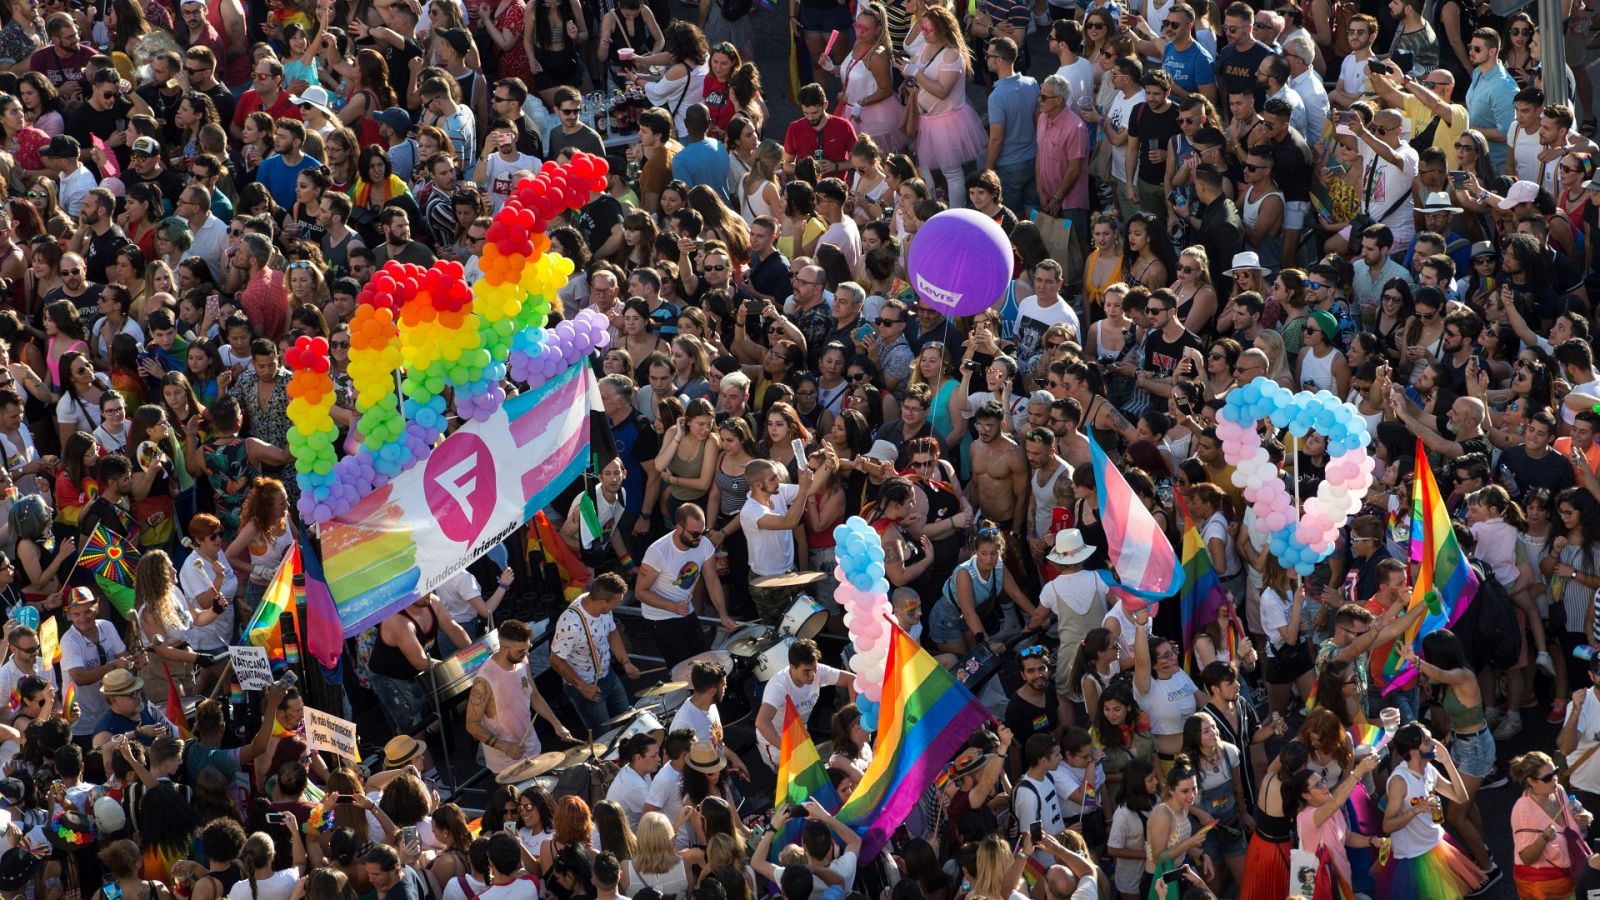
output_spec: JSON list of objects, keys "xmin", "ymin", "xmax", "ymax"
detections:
[{"xmin": 631, "ymin": 666, "xmax": 667, "ymax": 677}]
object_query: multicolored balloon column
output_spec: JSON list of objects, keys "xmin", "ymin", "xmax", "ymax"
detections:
[
  {"xmin": 284, "ymin": 336, "xmax": 349, "ymax": 517},
  {"xmin": 285, "ymin": 153, "xmax": 613, "ymax": 524},
  {"xmin": 832, "ymin": 516, "xmax": 893, "ymax": 731},
  {"xmin": 1216, "ymin": 376, "xmax": 1374, "ymax": 576}
]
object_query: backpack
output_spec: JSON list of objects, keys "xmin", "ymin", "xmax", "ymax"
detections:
[
  {"xmin": 1330, "ymin": 0, "xmax": 1359, "ymax": 58},
  {"xmin": 1458, "ymin": 559, "xmax": 1523, "ymax": 670},
  {"xmin": 720, "ymin": 0, "xmax": 753, "ymax": 21}
]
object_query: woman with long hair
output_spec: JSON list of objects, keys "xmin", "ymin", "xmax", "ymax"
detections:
[
  {"xmin": 905, "ymin": 6, "xmax": 986, "ymax": 207},
  {"xmin": 515, "ymin": 785, "xmax": 556, "ymax": 857},
  {"xmin": 618, "ymin": 211, "xmax": 659, "ymax": 271},
  {"xmin": 351, "ymin": 145, "xmax": 413, "ymax": 220},
  {"xmin": 686, "ymin": 185, "xmax": 749, "ymax": 260},
  {"xmin": 323, "ymin": 128, "xmax": 360, "ymax": 194},
  {"xmin": 1172, "ymin": 246, "xmax": 1218, "ymax": 334},
  {"xmin": 172, "ymin": 91, "xmax": 219, "ymax": 171},
  {"xmin": 826, "ymin": 4, "xmax": 905, "ymax": 154},
  {"xmin": 522, "ymin": 0, "xmax": 587, "ymax": 104},
  {"xmin": 1124, "ymin": 212, "xmax": 1174, "ymax": 290},
  {"xmin": 758, "ymin": 400, "xmax": 809, "ymax": 482},
  {"xmin": 119, "ymin": 182, "xmax": 162, "ymax": 261},
  {"xmin": 26, "ymin": 181, "xmax": 68, "ymax": 245},
  {"xmin": 229, "ymin": 827, "xmax": 305, "ymax": 900},
  {"xmin": 104, "ymin": 0, "xmax": 150, "ymax": 56},
  {"xmin": 1397, "ymin": 631, "xmax": 1496, "ymax": 877},
  {"xmin": 591, "ymin": 799, "xmax": 636, "ymax": 861},
  {"xmin": 1065, "ymin": 627, "xmax": 1120, "ymax": 723},
  {"xmin": 134, "ymin": 549, "xmax": 209, "ymax": 703},
  {"xmin": 778, "ymin": 178, "xmax": 826, "ymax": 259},
  {"xmin": 236, "ymin": 111, "xmax": 275, "ymax": 185},
  {"xmin": 656, "ymin": 396, "xmax": 719, "ymax": 517},
  {"xmin": 631, "ymin": 812, "xmax": 690, "ymax": 895},
  {"xmin": 339, "ymin": 49, "xmax": 397, "ymax": 148},
  {"xmin": 1084, "ymin": 213, "xmax": 1125, "ymax": 317},
  {"xmin": 225, "ymin": 477, "xmax": 294, "ymax": 625},
  {"xmin": 1142, "ymin": 755, "xmax": 1217, "ymax": 893},
  {"xmin": 54, "ymin": 350, "xmax": 108, "ymax": 448},
  {"xmin": 1239, "ymin": 742, "xmax": 1309, "ymax": 900},
  {"xmin": 15, "ymin": 72, "xmax": 60, "ymax": 137},
  {"xmin": 1311, "ymin": 658, "xmax": 1363, "ymax": 729},
  {"xmin": 0, "ymin": 94, "xmax": 47, "ymax": 180},
  {"xmin": 126, "ymin": 404, "xmax": 179, "ymax": 551},
  {"xmin": 635, "ymin": 21, "xmax": 708, "ymax": 137}
]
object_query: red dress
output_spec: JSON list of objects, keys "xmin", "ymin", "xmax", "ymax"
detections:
[{"xmin": 494, "ymin": 0, "xmax": 534, "ymax": 83}]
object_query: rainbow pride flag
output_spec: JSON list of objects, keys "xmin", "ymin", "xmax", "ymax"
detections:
[
  {"xmin": 246, "ymin": 543, "xmax": 301, "ymax": 665},
  {"xmin": 836, "ymin": 620, "xmax": 990, "ymax": 860},
  {"xmin": 776, "ymin": 697, "xmax": 841, "ymax": 811},
  {"xmin": 1175, "ymin": 492, "xmax": 1230, "ymax": 668},
  {"xmin": 61, "ymin": 681, "xmax": 75, "ymax": 723},
  {"xmin": 1088, "ymin": 433, "xmax": 1184, "ymax": 603},
  {"xmin": 76, "ymin": 524, "xmax": 139, "ymax": 615},
  {"xmin": 163, "ymin": 663, "xmax": 190, "ymax": 738},
  {"xmin": 1379, "ymin": 437, "xmax": 1479, "ymax": 693}
]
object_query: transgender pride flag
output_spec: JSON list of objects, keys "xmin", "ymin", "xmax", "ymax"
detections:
[{"xmin": 1087, "ymin": 432, "xmax": 1185, "ymax": 603}]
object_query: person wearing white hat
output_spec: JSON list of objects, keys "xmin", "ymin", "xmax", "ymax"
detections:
[
  {"xmin": 1031, "ymin": 529, "xmax": 1107, "ymax": 724},
  {"xmin": 288, "ymin": 86, "xmax": 337, "ymax": 138}
]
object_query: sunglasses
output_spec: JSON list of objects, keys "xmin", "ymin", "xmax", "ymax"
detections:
[
  {"xmin": 875, "ymin": 317, "xmax": 901, "ymax": 325},
  {"xmin": 1303, "ymin": 280, "xmax": 1324, "ymax": 290},
  {"xmin": 559, "ymin": 106, "xmax": 581, "ymax": 116},
  {"xmin": 1018, "ymin": 645, "xmax": 1048, "ymax": 659},
  {"xmin": 1383, "ymin": 293, "xmax": 1403, "ymax": 302},
  {"xmin": 1085, "ymin": 21, "xmax": 1105, "ymax": 28},
  {"xmin": 849, "ymin": 372, "xmax": 869, "ymax": 381},
  {"xmin": 184, "ymin": 67, "xmax": 208, "ymax": 76},
  {"xmin": 1243, "ymin": 163, "xmax": 1264, "ymax": 171},
  {"xmin": 1535, "ymin": 771, "xmax": 1560, "ymax": 783},
  {"xmin": 61, "ymin": 268, "xmax": 81, "ymax": 277},
  {"xmin": 703, "ymin": 263, "xmax": 728, "ymax": 272}
]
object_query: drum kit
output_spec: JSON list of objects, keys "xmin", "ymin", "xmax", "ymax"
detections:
[
  {"xmin": 493, "ymin": 583, "xmax": 834, "ymax": 793},
  {"xmin": 720, "ymin": 586, "xmax": 830, "ymax": 690}
]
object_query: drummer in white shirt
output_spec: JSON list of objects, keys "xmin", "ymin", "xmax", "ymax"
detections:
[
  {"xmin": 604, "ymin": 732, "xmax": 661, "ymax": 829},
  {"xmin": 755, "ymin": 638, "xmax": 855, "ymax": 771},
  {"xmin": 669, "ymin": 660, "xmax": 750, "ymax": 778}
]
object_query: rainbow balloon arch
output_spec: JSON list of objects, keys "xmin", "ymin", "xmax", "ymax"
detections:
[{"xmin": 284, "ymin": 153, "xmax": 615, "ymax": 526}]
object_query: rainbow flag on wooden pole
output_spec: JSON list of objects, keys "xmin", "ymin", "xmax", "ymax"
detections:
[
  {"xmin": 1378, "ymin": 437, "xmax": 1479, "ymax": 693},
  {"xmin": 836, "ymin": 620, "xmax": 990, "ymax": 860},
  {"xmin": 775, "ymin": 697, "xmax": 841, "ymax": 812}
]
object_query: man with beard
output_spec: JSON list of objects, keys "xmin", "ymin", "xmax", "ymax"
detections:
[
  {"xmin": 68, "ymin": 189, "xmax": 127, "ymax": 285},
  {"xmin": 782, "ymin": 83, "xmax": 856, "ymax": 177},
  {"xmin": 28, "ymin": 13, "xmax": 94, "ymax": 105},
  {"xmin": 465, "ymin": 619, "xmax": 575, "ymax": 779},
  {"xmin": 1004, "ymin": 646, "xmax": 1059, "ymax": 777},
  {"xmin": 374, "ymin": 208, "xmax": 436, "ymax": 267},
  {"xmin": 968, "ymin": 400, "xmax": 1028, "ymax": 540},
  {"xmin": 637, "ymin": 503, "xmax": 735, "ymax": 669},
  {"xmin": 255, "ymin": 119, "xmax": 320, "ymax": 212},
  {"xmin": 43, "ymin": 251, "xmax": 103, "ymax": 320},
  {"xmin": 1024, "ymin": 428, "xmax": 1071, "ymax": 574}
]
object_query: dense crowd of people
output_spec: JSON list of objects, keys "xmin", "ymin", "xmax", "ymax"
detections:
[{"xmin": 0, "ymin": 0, "xmax": 1598, "ymax": 897}]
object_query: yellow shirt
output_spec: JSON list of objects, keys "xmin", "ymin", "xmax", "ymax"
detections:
[{"xmin": 1401, "ymin": 96, "xmax": 1470, "ymax": 157}]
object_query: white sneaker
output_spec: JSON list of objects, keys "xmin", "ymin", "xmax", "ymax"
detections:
[
  {"xmin": 1537, "ymin": 650, "xmax": 1556, "ymax": 677},
  {"xmin": 1493, "ymin": 710, "xmax": 1523, "ymax": 740}
]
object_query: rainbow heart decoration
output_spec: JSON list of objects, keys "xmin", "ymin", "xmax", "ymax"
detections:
[{"xmin": 1215, "ymin": 377, "xmax": 1374, "ymax": 576}]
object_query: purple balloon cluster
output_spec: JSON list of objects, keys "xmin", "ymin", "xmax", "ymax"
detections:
[{"xmin": 508, "ymin": 309, "xmax": 613, "ymax": 388}]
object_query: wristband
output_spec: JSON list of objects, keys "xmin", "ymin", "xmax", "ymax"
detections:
[{"xmin": 618, "ymin": 552, "xmax": 635, "ymax": 568}]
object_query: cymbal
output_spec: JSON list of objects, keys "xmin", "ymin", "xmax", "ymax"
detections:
[
  {"xmin": 560, "ymin": 742, "xmax": 608, "ymax": 766},
  {"xmin": 601, "ymin": 704, "xmax": 657, "ymax": 727},
  {"xmin": 750, "ymin": 571, "xmax": 827, "ymax": 589},
  {"xmin": 495, "ymin": 751, "xmax": 566, "ymax": 783},
  {"xmin": 636, "ymin": 680, "xmax": 690, "ymax": 698},
  {"xmin": 726, "ymin": 637, "xmax": 767, "ymax": 656}
]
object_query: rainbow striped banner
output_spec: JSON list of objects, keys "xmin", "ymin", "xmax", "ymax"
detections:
[{"xmin": 324, "ymin": 362, "xmax": 599, "ymax": 636}]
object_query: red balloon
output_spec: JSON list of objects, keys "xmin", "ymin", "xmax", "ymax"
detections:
[
  {"xmin": 311, "ymin": 355, "xmax": 330, "ymax": 374},
  {"xmin": 591, "ymin": 155, "xmax": 609, "ymax": 177},
  {"xmin": 571, "ymin": 155, "xmax": 594, "ymax": 179},
  {"xmin": 497, "ymin": 238, "xmax": 516, "ymax": 255},
  {"xmin": 373, "ymin": 275, "xmax": 396, "ymax": 294},
  {"xmin": 310, "ymin": 336, "xmax": 329, "ymax": 356},
  {"xmin": 591, "ymin": 175, "xmax": 608, "ymax": 193},
  {"xmin": 541, "ymin": 160, "xmax": 559, "ymax": 174}
]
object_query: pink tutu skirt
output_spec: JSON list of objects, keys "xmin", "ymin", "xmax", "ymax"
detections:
[
  {"xmin": 915, "ymin": 102, "xmax": 987, "ymax": 171},
  {"xmin": 854, "ymin": 97, "xmax": 908, "ymax": 153}
]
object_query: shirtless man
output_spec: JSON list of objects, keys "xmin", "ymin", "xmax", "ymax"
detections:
[{"xmin": 967, "ymin": 400, "xmax": 1029, "ymax": 541}]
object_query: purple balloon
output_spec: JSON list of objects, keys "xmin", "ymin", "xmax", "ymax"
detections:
[{"xmin": 906, "ymin": 208, "xmax": 1014, "ymax": 318}]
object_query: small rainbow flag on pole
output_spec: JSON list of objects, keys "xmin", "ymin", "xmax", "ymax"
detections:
[
  {"xmin": 836, "ymin": 620, "xmax": 990, "ymax": 860},
  {"xmin": 162, "ymin": 663, "xmax": 190, "ymax": 738},
  {"xmin": 1174, "ymin": 492, "xmax": 1230, "ymax": 668},
  {"xmin": 1379, "ymin": 437, "xmax": 1480, "ymax": 693},
  {"xmin": 1088, "ymin": 432, "xmax": 1184, "ymax": 603},
  {"xmin": 246, "ymin": 543, "xmax": 301, "ymax": 665},
  {"xmin": 61, "ymin": 681, "xmax": 76, "ymax": 723}
]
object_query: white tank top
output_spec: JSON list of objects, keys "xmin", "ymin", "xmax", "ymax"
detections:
[
  {"xmin": 478, "ymin": 656, "xmax": 541, "ymax": 774},
  {"xmin": 1299, "ymin": 346, "xmax": 1337, "ymax": 392},
  {"xmin": 1031, "ymin": 459, "xmax": 1068, "ymax": 539},
  {"xmin": 743, "ymin": 178, "xmax": 777, "ymax": 225},
  {"xmin": 1388, "ymin": 765, "xmax": 1443, "ymax": 859},
  {"xmin": 1511, "ymin": 124, "xmax": 1545, "ymax": 185}
]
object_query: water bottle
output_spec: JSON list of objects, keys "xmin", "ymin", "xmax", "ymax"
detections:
[{"xmin": 1498, "ymin": 463, "xmax": 1520, "ymax": 499}]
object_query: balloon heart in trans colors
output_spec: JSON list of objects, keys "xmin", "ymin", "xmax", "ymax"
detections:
[{"xmin": 1214, "ymin": 377, "xmax": 1375, "ymax": 577}]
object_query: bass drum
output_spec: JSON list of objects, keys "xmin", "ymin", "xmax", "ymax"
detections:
[
  {"xmin": 778, "ymin": 594, "xmax": 828, "ymax": 640},
  {"xmin": 754, "ymin": 635, "xmax": 794, "ymax": 682}
]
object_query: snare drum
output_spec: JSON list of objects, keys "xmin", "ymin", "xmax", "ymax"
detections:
[
  {"xmin": 754, "ymin": 635, "xmax": 794, "ymax": 681},
  {"xmin": 778, "ymin": 594, "xmax": 828, "ymax": 640}
]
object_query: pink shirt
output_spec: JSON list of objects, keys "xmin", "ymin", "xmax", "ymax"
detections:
[
  {"xmin": 1512, "ymin": 795, "xmax": 1579, "ymax": 871},
  {"xmin": 1036, "ymin": 107, "xmax": 1089, "ymax": 211},
  {"xmin": 1468, "ymin": 517, "xmax": 1520, "ymax": 585},
  {"xmin": 239, "ymin": 269, "xmax": 288, "ymax": 341},
  {"xmin": 1296, "ymin": 806, "xmax": 1350, "ymax": 885}
]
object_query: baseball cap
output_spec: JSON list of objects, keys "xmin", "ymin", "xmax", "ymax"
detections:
[
  {"xmin": 130, "ymin": 136, "xmax": 159, "ymax": 157},
  {"xmin": 374, "ymin": 107, "xmax": 412, "ymax": 136},
  {"xmin": 436, "ymin": 27, "xmax": 472, "ymax": 57},
  {"xmin": 39, "ymin": 135, "xmax": 79, "ymax": 159}
]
